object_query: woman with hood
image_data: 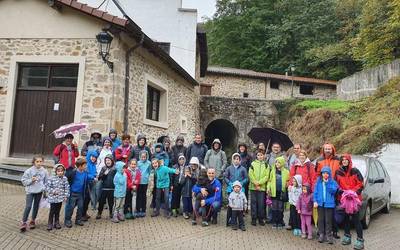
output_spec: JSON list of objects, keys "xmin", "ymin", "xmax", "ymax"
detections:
[
  {"xmin": 204, "ymin": 138, "xmax": 227, "ymax": 181},
  {"xmin": 136, "ymin": 150, "xmax": 151, "ymax": 217},
  {"xmin": 237, "ymin": 143, "xmax": 252, "ymax": 199},
  {"xmin": 171, "ymin": 135, "xmax": 187, "ymax": 166},
  {"xmin": 108, "ymin": 128, "xmax": 121, "ymax": 151},
  {"xmin": 335, "ymin": 154, "xmax": 364, "ymax": 250},
  {"xmin": 162, "ymin": 136, "xmax": 174, "ymax": 167},
  {"xmin": 132, "ymin": 134, "xmax": 152, "ymax": 161},
  {"xmin": 82, "ymin": 150, "xmax": 99, "ymax": 218},
  {"xmin": 289, "ymin": 150, "xmax": 316, "ymax": 191},
  {"xmin": 96, "ymin": 155, "xmax": 116, "ymax": 220}
]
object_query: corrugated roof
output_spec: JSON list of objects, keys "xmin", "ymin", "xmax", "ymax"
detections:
[{"xmin": 207, "ymin": 66, "xmax": 337, "ymax": 86}]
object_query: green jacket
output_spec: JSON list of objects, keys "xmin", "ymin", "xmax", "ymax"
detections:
[
  {"xmin": 267, "ymin": 166, "xmax": 290, "ymax": 198},
  {"xmin": 249, "ymin": 160, "xmax": 270, "ymax": 191}
]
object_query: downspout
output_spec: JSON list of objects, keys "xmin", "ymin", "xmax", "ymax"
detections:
[{"xmin": 124, "ymin": 34, "xmax": 144, "ymax": 133}]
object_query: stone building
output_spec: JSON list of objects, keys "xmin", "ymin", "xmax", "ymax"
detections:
[
  {"xmin": 0, "ymin": 0, "xmax": 205, "ymax": 161},
  {"xmin": 199, "ymin": 66, "xmax": 337, "ymax": 100}
]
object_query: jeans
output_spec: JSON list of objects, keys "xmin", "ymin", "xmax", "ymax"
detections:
[
  {"xmin": 65, "ymin": 192, "xmax": 84, "ymax": 223},
  {"xmin": 90, "ymin": 180, "xmax": 101, "ymax": 209},
  {"xmin": 231, "ymin": 210, "xmax": 245, "ymax": 228},
  {"xmin": 136, "ymin": 184, "xmax": 148, "ymax": 213},
  {"xmin": 182, "ymin": 197, "xmax": 193, "ymax": 214},
  {"xmin": 250, "ymin": 190, "xmax": 265, "ymax": 221},
  {"xmin": 289, "ymin": 204, "xmax": 301, "ymax": 229},
  {"xmin": 344, "ymin": 211, "xmax": 363, "ymax": 239},
  {"xmin": 317, "ymin": 207, "xmax": 333, "ymax": 239},
  {"xmin": 113, "ymin": 197, "xmax": 125, "ymax": 215},
  {"xmin": 301, "ymin": 214, "xmax": 312, "ymax": 237},
  {"xmin": 48, "ymin": 202, "xmax": 62, "ymax": 225},
  {"xmin": 155, "ymin": 188, "xmax": 170, "ymax": 215},
  {"xmin": 98, "ymin": 190, "xmax": 114, "ymax": 217},
  {"xmin": 22, "ymin": 192, "xmax": 42, "ymax": 222}
]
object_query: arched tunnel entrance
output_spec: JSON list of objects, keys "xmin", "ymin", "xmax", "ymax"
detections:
[{"xmin": 204, "ymin": 119, "xmax": 238, "ymax": 162}]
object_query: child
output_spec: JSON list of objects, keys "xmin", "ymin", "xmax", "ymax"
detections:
[
  {"xmin": 171, "ymin": 154, "xmax": 186, "ymax": 217},
  {"xmin": 45, "ymin": 164, "xmax": 70, "ymax": 231},
  {"xmin": 297, "ymin": 183, "xmax": 313, "ymax": 240},
  {"xmin": 189, "ymin": 157, "xmax": 201, "ymax": 180},
  {"xmin": 83, "ymin": 149, "xmax": 98, "ymax": 219},
  {"xmin": 153, "ymin": 143, "xmax": 170, "ymax": 167},
  {"xmin": 112, "ymin": 161, "xmax": 127, "ymax": 223},
  {"xmin": 288, "ymin": 174, "xmax": 302, "ymax": 236},
  {"xmin": 228, "ymin": 181, "xmax": 247, "ymax": 231},
  {"xmin": 151, "ymin": 159, "xmax": 178, "ymax": 218},
  {"xmin": 224, "ymin": 153, "xmax": 248, "ymax": 227},
  {"xmin": 96, "ymin": 155, "xmax": 116, "ymax": 219},
  {"xmin": 137, "ymin": 150, "xmax": 151, "ymax": 217},
  {"xmin": 124, "ymin": 159, "xmax": 141, "ymax": 219},
  {"xmin": 248, "ymin": 150, "xmax": 269, "ymax": 226},
  {"xmin": 97, "ymin": 137, "xmax": 113, "ymax": 172},
  {"xmin": 64, "ymin": 157, "xmax": 88, "ymax": 228},
  {"xmin": 20, "ymin": 155, "xmax": 49, "ymax": 232},
  {"xmin": 180, "ymin": 166, "xmax": 196, "ymax": 219},
  {"xmin": 267, "ymin": 156, "xmax": 290, "ymax": 229},
  {"xmin": 314, "ymin": 166, "xmax": 338, "ymax": 244}
]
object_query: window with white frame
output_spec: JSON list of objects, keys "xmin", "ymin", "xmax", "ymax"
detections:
[{"xmin": 144, "ymin": 76, "xmax": 168, "ymax": 128}]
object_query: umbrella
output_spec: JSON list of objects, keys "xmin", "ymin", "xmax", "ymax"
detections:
[
  {"xmin": 247, "ymin": 127, "xmax": 293, "ymax": 152},
  {"xmin": 52, "ymin": 122, "xmax": 87, "ymax": 139}
]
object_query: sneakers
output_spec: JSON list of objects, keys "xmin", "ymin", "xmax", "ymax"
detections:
[
  {"xmin": 258, "ymin": 219, "xmax": 265, "ymax": 226},
  {"xmin": 286, "ymin": 225, "xmax": 292, "ymax": 230},
  {"xmin": 81, "ymin": 215, "xmax": 90, "ymax": 222},
  {"xmin": 111, "ymin": 214, "xmax": 119, "ymax": 223},
  {"xmin": 308, "ymin": 234, "xmax": 313, "ymax": 240},
  {"xmin": 318, "ymin": 234, "xmax": 325, "ymax": 243},
  {"xmin": 251, "ymin": 219, "xmax": 256, "ymax": 226},
  {"xmin": 201, "ymin": 221, "xmax": 209, "ymax": 227},
  {"xmin": 327, "ymin": 235, "xmax": 334, "ymax": 245},
  {"xmin": 191, "ymin": 220, "xmax": 197, "ymax": 226},
  {"xmin": 75, "ymin": 221, "xmax": 84, "ymax": 226},
  {"xmin": 96, "ymin": 213, "xmax": 102, "ymax": 219},
  {"xmin": 333, "ymin": 232, "xmax": 340, "ymax": 239},
  {"xmin": 54, "ymin": 222, "xmax": 62, "ymax": 230},
  {"xmin": 232, "ymin": 225, "xmax": 238, "ymax": 230},
  {"xmin": 125, "ymin": 213, "xmax": 133, "ymax": 220},
  {"xmin": 172, "ymin": 209, "xmax": 178, "ymax": 217},
  {"xmin": 117, "ymin": 213, "xmax": 125, "ymax": 221},
  {"xmin": 151, "ymin": 210, "xmax": 160, "ymax": 217},
  {"xmin": 29, "ymin": 220, "xmax": 36, "ymax": 229},
  {"xmin": 293, "ymin": 229, "xmax": 301, "ymax": 236},
  {"xmin": 342, "ymin": 235, "xmax": 352, "ymax": 245},
  {"xmin": 240, "ymin": 226, "xmax": 246, "ymax": 231},
  {"xmin": 47, "ymin": 224, "xmax": 53, "ymax": 231},
  {"xmin": 277, "ymin": 224, "xmax": 283, "ymax": 230},
  {"xmin": 65, "ymin": 220, "xmax": 72, "ymax": 228},
  {"xmin": 183, "ymin": 213, "xmax": 190, "ymax": 219},
  {"xmin": 211, "ymin": 217, "xmax": 217, "ymax": 225},
  {"xmin": 353, "ymin": 238, "xmax": 364, "ymax": 250},
  {"xmin": 20, "ymin": 222, "xmax": 27, "ymax": 232},
  {"xmin": 301, "ymin": 233, "xmax": 307, "ymax": 239},
  {"xmin": 272, "ymin": 224, "xmax": 278, "ymax": 229}
]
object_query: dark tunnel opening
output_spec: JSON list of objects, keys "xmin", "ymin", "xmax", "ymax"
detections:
[{"xmin": 205, "ymin": 119, "xmax": 238, "ymax": 162}]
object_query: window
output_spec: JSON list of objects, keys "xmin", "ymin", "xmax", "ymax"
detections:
[
  {"xmin": 243, "ymin": 92, "xmax": 249, "ymax": 98},
  {"xmin": 373, "ymin": 160, "xmax": 386, "ymax": 177},
  {"xmin": 299, "ymin": 84, "xmax": 314, "ymax": 95},
  {"xmin": 368, "ymin": 160, "xmax": 379, "ymax": 181},
  {"xmin": 146, "ymin": 85, "xmax": 161, "ymax": 121},
  {"xmin": 18, "ymin": 64, "xmax": 78, "ymax": 88},
  {"xmin": 270, "ymin": 80, "xmax": 280, "ymax": 89},
  {"xmin": 156, "ymin": 42, "xmax": 171, "ymax": 55},
  {"xmin": 180, "ymin": 116, "xmax": 188, "ymax": 134}
]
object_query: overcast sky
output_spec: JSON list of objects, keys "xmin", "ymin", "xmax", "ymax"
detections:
[{"xmin": 81, "ymin": 0, "xmax": 216, "ymax": 21}]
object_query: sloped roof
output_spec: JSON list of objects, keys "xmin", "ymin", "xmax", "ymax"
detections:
[
  {"xmin": 207, "ymin": 66, "xmax": 337, "ymax": 86},
  {"xmin": 55, "ymin": 0, "xmax": 198, "ymax": 86}
]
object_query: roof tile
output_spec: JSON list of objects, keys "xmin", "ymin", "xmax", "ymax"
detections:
[{"xmin": 81, "ymin": 4, "xmax": 94, "ymax": 15}]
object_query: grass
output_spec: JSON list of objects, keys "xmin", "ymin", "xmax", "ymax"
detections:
[{"xmin": 295, "ymin": 99, "xmax": 351, "ymax": 111}]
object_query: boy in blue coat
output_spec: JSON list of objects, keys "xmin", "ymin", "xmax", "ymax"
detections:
[{"xmin": 313, "ymin": 166, "xmax": 338, "ymax": 244}]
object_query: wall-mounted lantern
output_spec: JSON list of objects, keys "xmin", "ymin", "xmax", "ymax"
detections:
[{"xmin": 96, "ymin": 30, "xmax": 114, "ymax": 72}]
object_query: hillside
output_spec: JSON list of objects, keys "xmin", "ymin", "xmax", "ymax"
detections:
[{"xmin": 283, "ymin": 77, "xmax": 400, "ymax": 159}]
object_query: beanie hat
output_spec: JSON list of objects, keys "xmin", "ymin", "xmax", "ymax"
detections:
[{"xmin": 232, "ymin": 180, "xmax": 242, "ymax": 188}]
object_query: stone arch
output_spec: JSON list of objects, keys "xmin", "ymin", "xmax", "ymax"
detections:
[{"xmin": 204, "ymin": 119, "xmax": 238, "ymax": 159}]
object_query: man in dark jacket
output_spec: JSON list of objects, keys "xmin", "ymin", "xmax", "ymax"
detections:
[
  {"xmin": 186, "ymin": 134, "xmax": 208, "ymax": 165},
  {"xmin": 81, "ymin": 131, "xmax": 102, "ymax": 156},
  {"xmin": 132, "ymin": 134, "xmax": 152, "ymax": 161},
  {"xmin": 171, "ymin": 135, "xmax": 187, "ymax": 166}
]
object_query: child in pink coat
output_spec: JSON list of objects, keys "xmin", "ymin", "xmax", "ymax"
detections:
[{"xmin": 296, "ymin": 183, "xmax": 313, "ymax": 240}]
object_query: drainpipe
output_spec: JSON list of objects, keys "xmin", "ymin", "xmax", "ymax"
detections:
[{"xmin": 124, "ymin": 34, "xmax": 144, "ymax": 133}]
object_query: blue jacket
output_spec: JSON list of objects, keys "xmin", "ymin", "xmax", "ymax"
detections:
[
  {"xmin": 155, "ymin": 165, "xmax": 176, "ymax": 189},
  {"xmin": 86, "ymin": 150, "xmax": 99, "ymax": 181},
  {"xmin": 224, "ymin": 164, "xmax": 248, "ymax": 193},
  {"xmin": 138, "ymin": 150, "xmax": 151, "ymax": 184},
  {"xmin": 192, "ymin": 178, "xmax": 222, "ymax": 206},
  {"xmin": 153, "ymin": 143, "xmax": 170, "ymax": 167},
  {"xmin": 113, "ymin": 162, "xmax": 127, "ymax": 198},
  {"xmin": 313, "ymin": 166, "xmax": 338, "ymax": 208}
]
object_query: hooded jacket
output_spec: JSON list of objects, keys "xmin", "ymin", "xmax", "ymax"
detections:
[
  {"xmin": 192, "ymin": 178, "xmax": 222, "ymax": 205},
  {"xmin": 98, "ymin": 155, "xmax": 116, "ymax": 190},
  {"xmin": 96, "ymin": 137, "xmax": 114, "ymax": 174},
  {"xmin": 86, "ymin": 150, "xmax": 99, "ymax": 181},
  {"xmin": 81, "ymin": 131, "xmax": 102, "ymax": 156},
  {"xmin": 204, "ymin": 139, "xmax": 227, "ymax": 177},
  {"xmin": 315, "ymin": 143, "xmax": 340, "ymax": 178},
  {"xmin": 138, "ymin": 150, "xmax": 151, "ymax": 184},
  {"xmin": 172, "ymin": 155, "xmax": 186, "ymax": 187},
  {"xmin": 180, "ymin": 166, "xmax": 197, "ymax": 197},
  {"xmin": 155, "ymin": 165, "xmax": 177, "ymax": 189},
  {"xmin": 335, "ymin": 154, "xmax": 364, "ymax": 202},
  {"xmin": 115, "ymin": 142, "xmax": 133, "ymax": 164},
  {"xmin": 237, "ymin": 143, "xmax": 252, "ymax": 171},
  {"xmin": 53, "ymin": 143, "xmax": 79, "ymax": 169},
  {"xmin": 124, "ymin": 165, "xmax": 141, "ymax": 191},
  {"xmin": 224, "ymin": 153, "xmax": 248, "ymax": 193},
  {"xmin": 153, "ymin": 143, "xmax": 170, "ymax": 167},
  {"xmin": 132, "ymin": 134, "xmax": 152, "ymax": 160},
  {"xmin": 289, "ymin": 158, "xmax": 316, "ymax": 190},
  {"xmin": 289, "ymin": 174, "xmax": 302, "ymax": 205},
  {"xmin": 113, "ymin": 162, "xmax": 127, "ymax": 198},
  {"xmin": 248, "ymin": 158, "xmax": 270, "ymax": 191},
  {"xmin": 45, "ymin": 165, "xmax": 70, "ymax": 203},
  {"xmin": 296, "ymin": 184, "xmax": 313, "ymax": 215},
  {"xmin": 267, "ymin": 151, "xmax": 287, "ymax": 168},
  {"xmin": 228, "ymin": 181, "xmax": 247, "ymax": 211},
  {"xmin": 185, "ymin": 140, "xmax": 208, "ymax": 165},
  {"xmin": 267, "ymin": 156, "xmax": 290, "ymax": 198},
  {"xmin": 21, "ymin": 166, "xmax": 49, "ymax": 194},
  {"xmin": 162, "ymin": 137, "xmax": 174, "ymax": 167},
  {"xmin": 313, "ymin": 166, "xmax": 338, "ymax": 208},
  {"xmin": 109, "ymin": 128, "xmax": 121, "ymax": 151},
  {"xmin": 171, "ymin": 135, "xmax": 187, "ymax": 166}
]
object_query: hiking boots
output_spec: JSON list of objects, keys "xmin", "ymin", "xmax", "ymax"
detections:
[
  {"xmin": 354, "ymin": 238, "xmax": 365, "ymax": 250},
  {"xmin": 342, "ymin": 234, "xmax": 352, "ymax": 245}
]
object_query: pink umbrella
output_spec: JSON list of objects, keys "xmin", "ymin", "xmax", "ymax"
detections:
[
  {"xmin": 340, "ymin": 190, "xmax": 362, "ymax": 214},
  {"xmin": 52, "ymin": 122, "xmax": 87, "ymax": 139}
]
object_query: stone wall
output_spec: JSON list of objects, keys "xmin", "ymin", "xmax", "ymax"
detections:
[
  {"xmin": 199, "ymin": 74, "xmax": 336, "ymax": 100},
  {"xmin": 337, "ymin": 59, "xmax": 400, "ymax": 100}
]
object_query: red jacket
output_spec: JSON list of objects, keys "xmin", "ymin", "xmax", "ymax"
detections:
[
  {"xmin": 315, "ymin": 143, "xmax": 340, "ymax": 179},
  {"xmin": 115, "ymin": 145, "xmax": 133, "ymax": 164},
  {"xmin": 335, "ymin": 154, "xmax": 364, "ymax": 201},
  {"xmin": 124, "ymin": 168, "xmax": 141, "ymax": 191},
  {"xmin": 53, "ymin": 143, "xmax": 79, "ymax": 169},
  {"xmin": 289, "ymin": 159, "xmax": 316, "ymax": 190}
]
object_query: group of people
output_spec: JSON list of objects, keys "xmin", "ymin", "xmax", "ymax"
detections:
[{"xmin": 19, "ymin": 129, "xmax": 365, "ymax": 250}]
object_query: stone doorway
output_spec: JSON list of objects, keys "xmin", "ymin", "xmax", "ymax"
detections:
[{"xmin": 204, "ymin": 119, "xmax": 238, "ymax": 161}]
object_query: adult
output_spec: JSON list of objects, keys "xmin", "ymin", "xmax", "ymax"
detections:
[
  {"xmin": 204, "ymin": 138, "xmax": 227, "ymax": 181},
  {"xmin": 192, "ymin": 168, "xmax": 222, "ymax": 226},
  {"xmin": 53, "ymin": 133, "xmax": 79, "ymax": 176},
  {"xmin": 185, "ymin": 134, "xmax": 208, "ymax": 165},
  {"xmin": 266, "ymin": 142, "xmax": 287, "ymax": 168},
  {"xmin": 108, "ymin": 128, "xmax": 121, "ymax": 151},
  {"xmin": 162, "ymin": 136, "xmax": 174, "ymax": 167},
  {"xmin": 288, "ymin": 143, "xmax": 302, "ymax": 169},
  {"xmin": 335, "ymin": 154, "xmax": 365, "ymax": 250},
  {"xmin": 81, "ymin": 131, "xmax": 102, "ymax": 156},
  {"xmin": 171, "ymin": 135, "xmax": 187, "ymax": 166},
  {"xmin": 255, "ymin": 142, "xmax": 266, "ymax": 157},
  {"xmin": 289, "ymin": 150, "xmax": 316, "ymax": 190},
  {"xmin": 132, "ymin": 133, "xmax": 152, "ymax": 161},
  {"xmin": 237, "ymin": 143, "xmax": 252, "ymax": 200},
  {"xmin": 315, "ymin": 143, "xmax": 341, "ymax": 239},
  {"xmin": 115, "ymin": 134, "xmax": 133, "ymax": 164}
]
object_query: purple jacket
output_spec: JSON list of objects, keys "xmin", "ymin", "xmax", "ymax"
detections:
[{"xmin": 296, "ymin": 193, "xmax": 313, "ymax": 215}]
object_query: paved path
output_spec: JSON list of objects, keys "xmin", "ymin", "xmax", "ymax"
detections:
[{"xmin": 0, "ymin": 183, "xmax": 398, "ymax": 250}]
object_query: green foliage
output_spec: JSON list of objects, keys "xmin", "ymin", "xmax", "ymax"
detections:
[{"xmin": 295, "ymin": 99, "xmax": 351, "ymax": 111}]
